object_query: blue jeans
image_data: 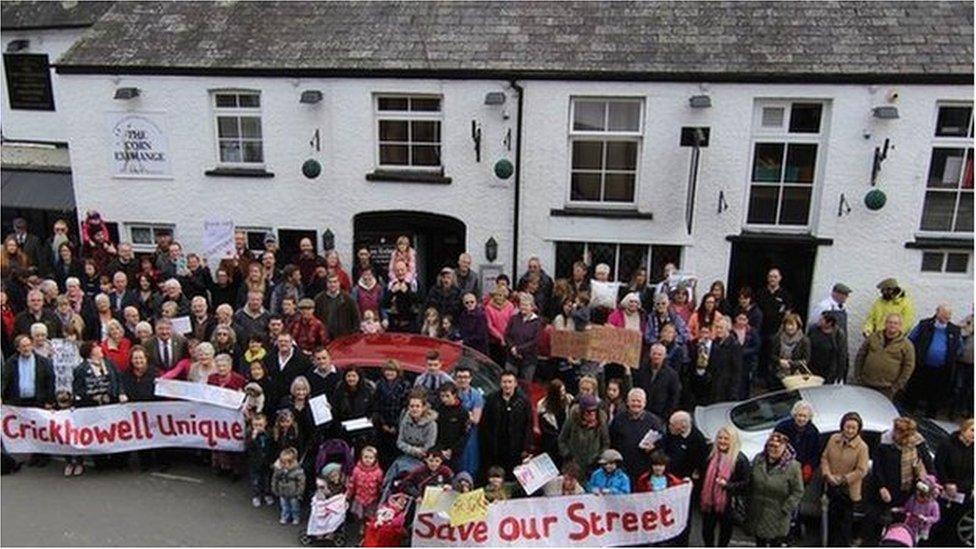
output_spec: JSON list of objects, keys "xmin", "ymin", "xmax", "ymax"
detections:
[{"xmin": 279, "ymin": 497, "xmax": 300, "ymax": 522}]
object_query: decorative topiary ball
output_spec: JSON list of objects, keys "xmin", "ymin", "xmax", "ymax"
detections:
[
  {"xmin": 494, "ymin": 159, "xmax": 514, "ymax": 179},
  {"xmin": 302, "ymin": 159, "xmax": 322, "ymax": 179},
  {"xmin": 864, "ymin": 188, "xmax": 886, "ymax": 210}
]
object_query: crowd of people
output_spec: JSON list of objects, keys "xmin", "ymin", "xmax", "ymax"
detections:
[{"xmin": 1, "ymin": 211, "xmax": 973, "ymax": 547}]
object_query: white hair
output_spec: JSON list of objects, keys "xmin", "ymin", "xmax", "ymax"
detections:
[
  {"xmin": 214, "ymin": 353, "xmax": 233, "ymax": 366},
  {"xmin": 94, "ymin": 293, "xmax": 110, "ymax": 306},
  {"xmin": 135, "ymin": 321, "xmax": 153, "ymax": 334},
  {"xmin": 670, "ymin": 410, "xmax": 692, "ymax": 425},
  {"xmin": 196, "ymin": 342, "xmax": 215, "ymax": 358},
  {"xmin": 166, "ymin": 279, "xmax": 182, "ymax": 291},
  {"xmin": 65, "ymin": 277, "xmax": 80, "ymax": 288},
  {"xmin": 191, "ymin": 295, "xmax": 207, "ymax": 306},
  {"xmin": 595, "ymin": 263, "xmax": 611, "ymax": 275},
  {"xmin": 627, "ymin": 387, "xmax": 647, "ymax": 402},
  {"xmin": 791, "ymin": 400, "xmax": 815, "ymax": 418},
  {"xmin": 30, "ymin": 322, "xmax": 48, "ymax": 338}
]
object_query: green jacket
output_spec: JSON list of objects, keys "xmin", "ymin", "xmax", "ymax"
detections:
[
  {"xmin": 558, "ymin": 410, "xmax": 610, "ymax": 468},
  {"xmin": 854, "ymin": 330, "xmax": 915, "ymax": 394},
  {"xmin": 747, "ymin": 457, "xmax": 804, "ymax": 539}
]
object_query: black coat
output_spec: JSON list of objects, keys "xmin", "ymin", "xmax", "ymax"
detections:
[
  {"xmin": 307, "ymin": 368, "xmax": 341, "ymax": 402},
  {"xmin": 662, "ymin": 427, "xmax": 709, "ymax": 481},
  {"xmin": 481, "ymin": 390, "xmax": 534, "ymax": 468},
  {"xmin": 332, "ymin": 382, "xmax": 374, "ymax": 422},
  {"xmin": 424, "ymin": 285, "xmax": 462, "ymax": 322},
  {"xmin": 383, "ymin": 282, "xmax": 421, "ymax": 333},
  {"xmin": 632, "ymin": 364, "xmax": 682, "ymax": 419},
  {"xmin": 264, "ymin": 351, "xmax": 312, "ymax": 406},
  {"xmin": 708, "ymin": 336, "xmax": 743, "ymax": 404},
  {"xmin": 436, "ymin": 401, "xmax": 470, "ymax": 459},
  {"xmin": 807, "ymin": 325, "xmax": 844, "ymax": 383},
  {"xmin": 873, "ymin": 437, "xmax": 935, "ymax": 504},
  {"xmin": 13, "ymin": 309, "xmax": 64, "ymax": 339},
  {"xmin": 121, "ymin": 369, "xmax": 157, "ymax": 402},
  {"xmin": 757, "ymin": 286, "xmax": 792, "ymax": 337},
  {"xmin": 609, "ymin": 409, "xmax": 664, "ymax": 481},
  {"xmin": 72, "ymin": 360, "xmax": 125, "ymax": 407},
  {"xmin": 935, "ymin": 431, "xmax": 974, "ymax": 494},
  {"xmin": 1, "ymin": 352, "xmax": 55, "ymax": 405}
]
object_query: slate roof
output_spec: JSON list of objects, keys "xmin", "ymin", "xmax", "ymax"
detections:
[
  {"xmin": 55, "ymin": 1, "xmax": 973, "ymax": 82},
  {"xmin": 1, "ymin": 1, "xmax": 114, "ymax": 30}
]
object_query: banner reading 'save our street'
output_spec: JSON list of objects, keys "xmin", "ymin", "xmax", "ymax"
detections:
[
  {"xmin": 1, "ymin": 402, "xmax": 245, "ymax": 455},
  {"xmin": 412, "ymin": 482, "xmax": 691, "ymax": 547}
]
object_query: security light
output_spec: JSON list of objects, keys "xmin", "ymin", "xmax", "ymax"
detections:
[
  {"xmin": 872, "ymin": 106, "xmax": 899, "ymax": 119},
  {"xmin": 484, "ymin": 92, "xmax": 506, "ymax": 106},
  {"xmin": 689, "ymin": 95, "xmax": 712, "ymax": 108},
  {"xmin": 300, "ymin": 90, "xmax": 323, "ymax": 104},
  {"xmin": 113, "ymin": 87, "xmax": 140, "ymax": 100}
]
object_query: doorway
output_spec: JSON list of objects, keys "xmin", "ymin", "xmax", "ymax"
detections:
[
  {"xmin": 727, "ymin": 235, "xmax": 822, "ymax": 323},
  {"xmin": 277, "ymin": 229, "xmax": 318, "ymax": 261},
  {"xmin": 353, "ymin": 211, "xmax": 466, "ymax": 292}
]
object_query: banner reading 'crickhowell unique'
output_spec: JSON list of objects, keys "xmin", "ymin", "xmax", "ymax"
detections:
[
  {"xmin": 412, "ymin": 482, "xmax": 691, "ymax": 547},
  {"xmin": 1, "ymin": 402, "xmax": 245, "ymax": 454}
]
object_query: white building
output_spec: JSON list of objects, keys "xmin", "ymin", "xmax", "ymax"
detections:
[{"xmin": 12, "ymin": 1, "xmax": 974, "ymax": 331}]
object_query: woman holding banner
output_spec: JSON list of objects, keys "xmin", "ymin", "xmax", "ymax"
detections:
[{"xmin": 71, "ymin": 341, "xmax": 128, "ymax": 474}]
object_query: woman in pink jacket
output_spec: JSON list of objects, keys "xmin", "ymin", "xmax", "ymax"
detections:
[{"xmin": 484, "ymin": 284, "xmax": 516, "ymax": 367}]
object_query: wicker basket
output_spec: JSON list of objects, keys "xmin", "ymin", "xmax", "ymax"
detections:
[{"xmin": 780, "ymin": 363, "xmax": 824, "ymax": 390}]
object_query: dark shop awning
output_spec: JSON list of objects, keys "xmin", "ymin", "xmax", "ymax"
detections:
[{"xmin": 1, "ymin": 169, "xmax": 75, "ymax": 210}]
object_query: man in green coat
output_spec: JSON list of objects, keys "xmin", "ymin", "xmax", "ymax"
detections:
[
  {"xmin": 854, "ymin": 313, "xmax": 915, "ymax": 400},
  {"xmin": 748, "ymin": 432, "xmax": 805, "ymax": 546}
]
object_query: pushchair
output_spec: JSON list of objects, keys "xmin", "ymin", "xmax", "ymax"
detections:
[
  {"xmin": 880, "ymin": 510, "xmax": 918, "ymax": 548},
  {"xmin": 300, "ymin": 493, "xmax": 348, "ymax": 547},
  {"xmin": 363, "ymin": 492, "xmax": 413, "ymax": 547},
  {"xmin": 314, "ymin": 438, "xmax": 355, "ymax": 477}
]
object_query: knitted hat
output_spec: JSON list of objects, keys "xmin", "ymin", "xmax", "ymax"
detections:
[{"xmin": 598, "ymin": 449, "xmax": 623, "ymax": 464}]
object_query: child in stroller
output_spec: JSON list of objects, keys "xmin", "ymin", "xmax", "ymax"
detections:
[
  {"xmin": 363, "ymin": 491, "xmax": 412, "ymax": 547},
  {"xmin": 300, "ymin": 463, "xmax": 349, "ymax": 546}
]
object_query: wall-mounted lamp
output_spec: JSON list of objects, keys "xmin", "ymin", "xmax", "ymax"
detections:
[
  {"xmin": 872, "ymin": 106, "xmax": 899, "ymax": 119},
  {"xmin": 485, "ymin": 237, "xmax": 498, "ymax": 263},
  {"xmin": 321, "ymin": 228, "xmax": 334, "ymax": 252},
  {"xmin": 113, "ymin": 87, "xmax": 140, "ymax": 100},
  {"xmin": 6, "ymin": 39, "xmax": 29, "ymax": 53},
  {"xmin": 300, "ymin": 90, "xmax": 323, "ymax": 104},
  {"xmin": 484, "ymin": 92, "xmax": 506, "ymax": 106},
  {"xmin": 689, "ymin": 95, "xmax": 712, "ymax": 109}
]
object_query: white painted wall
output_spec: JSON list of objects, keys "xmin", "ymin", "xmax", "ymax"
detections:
[
  {"xmin": 518, "ymin": 80, "xmax": 974, "ymax": 338},
  {"xmin": 56, "ymin": 74, "xmax": 518, "ymax": 276},
  {"xmin": 0, "ymin": 28, "xmax": 86, "ymax": 142}
]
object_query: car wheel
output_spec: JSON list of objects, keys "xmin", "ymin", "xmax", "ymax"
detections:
[{"xmin": 958, "ymin": 507, "xmax": 974, "ymax": 547}]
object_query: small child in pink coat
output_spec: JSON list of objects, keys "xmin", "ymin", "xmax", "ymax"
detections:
[
  {"xmin": 346, "ymin": 446, "xmax": 384, "ymax": 522},
  {"xmin": 387, "ymin": 236, "xmax": 417, "ymax": 285}
]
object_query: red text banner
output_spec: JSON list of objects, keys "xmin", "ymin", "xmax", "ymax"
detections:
[
  {"xmin": 1, "ymin": 401, "xmax": 245, "ymax": 455},
  {"xmin": 412, "ymin": 482, "xmax": 691, "ymax": 547}
]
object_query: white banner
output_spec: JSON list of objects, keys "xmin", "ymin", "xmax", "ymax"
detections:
[
  {"xmin": 1, "ymin": 402, "xmax": 245, "ymax": 455},
  {"xmin": 50, "ymin": 338, "xmax": 81, "ymax": 393},
  {"xmin": 412, "ymin": 482, "xmax": 692, "ymax": 547},
  {"xmin": 202, "ymin": 218, "xmax": 235, "ymax": 273},
  {"xmin": 154, "ymin": 378, "xmax": 245, "ymax": 410}
]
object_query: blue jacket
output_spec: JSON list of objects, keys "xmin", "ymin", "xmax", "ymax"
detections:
[
  {"xmin": 645, "ymin": 311, "xmax": 690, "ymax": 346},
  {"xmin": 587, "ymin": 467, "xmax": 631, "ymax": 495}
]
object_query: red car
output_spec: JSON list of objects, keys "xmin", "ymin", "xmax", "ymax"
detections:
[{"xmin": 327, "ymin": 332, "xmax": 546, "ymax": 411}]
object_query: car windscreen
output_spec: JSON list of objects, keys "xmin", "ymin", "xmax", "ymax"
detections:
[
  {"xmin": 456, "ymin": 348, "xmax": 502, "ymax": 396},
  {"xmin": 730, "ymin": 390, "xmax": 801, "ymax": 431}
]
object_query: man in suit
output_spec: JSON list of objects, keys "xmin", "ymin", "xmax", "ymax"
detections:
[
  {"xmin": 108, "ymin": 271, "xmax": 138, "ymax": 315},
  {"xmin": 263, "ymin": 332, "xmax": 311, "ymax": 406},
  {"xmin": 7, "ymin": 218, "xmax": 49, "ymax": 276},
  {"xmin": 2, "ymin": 334, "xmax": 56, "ymax": 466},
  {"xmin": 143, "ymin": 317, "xmax": 189, "ymax": 375}
]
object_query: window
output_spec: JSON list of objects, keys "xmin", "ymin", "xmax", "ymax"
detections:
[
  {"xmin": 375, "ymin": 95, "xmax": 442, "ymax": 169},
  {"xmin": 212, "ymin": 91, "xmax": 263, "ymax": 165},
  {"xmin": 569, "ymin": 98, "xmax": 643, "ymax": 205},
  {"xmin": 125, "ymin": 223, "xmax": 174, "ymax": 253},
  {"xmin": 920, "ymin": 250, "xmax": 971, "ymax": 274},
  {"xmin": 554, "ymin": 241, "xmax": 681, "ymax": 283},
  {"xmin": 920, "ymin": 104, "xmax": 973, "ymax": 233},
  {"xmin": 237, "ymin": 226, "xmax": 274, "ymax": 253},
  {"xmin": 747, "ymin": 102, "xmax": 825, "ymax": 226}
]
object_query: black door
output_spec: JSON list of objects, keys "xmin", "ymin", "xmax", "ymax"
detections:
[
  {"xmin": 727, "ymin": 238, "xmax": 817, "ymax": 323},
  {"xmin": 277, "ymin": 229, "xmax": 318, "ymax": 261},
  {"xmin": 353, "ymin": 211, "xmax": 466, "ymax": 292}
]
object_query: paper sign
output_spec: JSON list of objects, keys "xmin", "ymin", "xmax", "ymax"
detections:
[
  {"xmin": 309, "ymin": 394, "xmax": 333, "ymax": 426},
  {"xmin": 170, "ymin": 315, "xmax": 192, "ymax": 335},
  {"xmin": 449, "ymin": 488, "xmax": 489, "ymax": 526},
  {"xmin": 50, "ymin": 338, "xmax": 81, "ymax": 393},
  {"xmin": 639, "ymin": 428, "xmax": 663, "ymax": 450},
  {"xmin": 419, "ymin": 486, "xmax": 457, "ymax": 514},
  {"xmin": 202, "ymin": 218, "xmax": 235, "ymax": 272},
  {"xmin": 513, "ymin": 453, "xmax": 560, "ymax": 495},
  {"xmin": 154, "ymin": 378, "xmax": 245, "ymax": 410},
  {"xmin": 550, "ymin": 325, "xmax": 643, "ymax": 368},
  {"xmin": 341, "ymin": 417, "xmax": 373, "ymax": 432},
  {"xmin": 590, "ymin": 280, "xmax": 621, "ymax": 309}
]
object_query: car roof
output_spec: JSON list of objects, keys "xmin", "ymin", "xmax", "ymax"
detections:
[
  {"xmin": 327, "ymin": 333, "xmax": 464, "ymax": 372},
  {"xmin": 799, "ymin": 385, "xmax": 899, "ymax": 434}
]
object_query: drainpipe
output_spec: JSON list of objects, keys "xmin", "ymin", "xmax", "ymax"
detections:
[{"xmin": 509, "ymin": 78, "xmax": 524, "ymax": 281}]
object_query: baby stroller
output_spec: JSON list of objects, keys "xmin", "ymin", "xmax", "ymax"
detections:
[
  {"xmin": 880, "ymin": 512, "xmax": 917, "ymax": 547},
  {"xmin": 314, "ymin": 438, "xmax": 355, "ymax": 477},
  {"xmin": 300, "ymin": 493, "xmax": 348, "ymax": 547},
  {"xmin": 363, "ymin": 492, "xmax": 412, "ymax": 548}
]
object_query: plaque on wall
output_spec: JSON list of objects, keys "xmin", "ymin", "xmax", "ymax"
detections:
[{"xmin": 3, "ymin": 53, "xmax": 54, "ymax": 111}]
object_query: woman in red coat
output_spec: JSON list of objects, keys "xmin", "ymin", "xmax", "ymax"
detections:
[{"xmin": 100, "ymin": 320, "xmax": 133, "ymax": 373}]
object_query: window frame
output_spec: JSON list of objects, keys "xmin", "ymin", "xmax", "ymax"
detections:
[
  {"xmin": 566, "ymin": 96, "xmax": 645, "ymax": 209},
  {"xmin": 744, "ymin": 100, "xmax": 829, "ymax": 231},
  {"xmin": 919, "ymin": 249, "xmax": 972, "ymax": 276},
  {"xmin": 373, "ymin": 94, "xmax": 444, "ymax": 171},
  {"xmin": 210, "ymin": 90, "xmax": 265, "ymax": 169},
  {"xmin": 917, "ymin": 102, "xmax": 974, "ymax": 236},
  {"xmin": 236, "ymin": 225, "xmax": 274, "ymax": 254},
  {"xmin": 123, "ymin": 223, "xmax": 175, "ymax": 253},
  {"xmin": 553, "ymin": 240, "xmax": 682, "ymax": 283}
]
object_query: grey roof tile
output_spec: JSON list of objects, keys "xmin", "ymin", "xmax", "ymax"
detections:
[{"xmin": 1, "ymin": 0, "xmax": 114, "ymax": 30}]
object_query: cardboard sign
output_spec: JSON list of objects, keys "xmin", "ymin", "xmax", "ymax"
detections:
[
  {"xmin": 450, "ymin": 488, "xmax": 489, "ymax": 526},
  {"xmin": 1, "ymin": 402, "xmax": 245, "ymax": 454},
  {"xmin": 550, "ymin": 325, "xmax": 642, "ymax": 368},
  {"xmin": 202, "ymin": 218, "xmax": 235, "ymax": 272},
  {"xmin": 412, "ymin": 483, "xmax": 692, "ymax": 547},
  {"xmin": 419, "ymin": 486, "xmax": 458, "ymax": 514}
]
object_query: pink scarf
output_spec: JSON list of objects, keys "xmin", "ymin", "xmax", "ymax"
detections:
[{"xmin": 701, "ymin": 452, "xmax": 733, "ymax": 513}]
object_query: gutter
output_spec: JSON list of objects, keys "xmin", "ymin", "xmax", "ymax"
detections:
[{"xmin": 509, "ymin": 78, "xmax": 523, "ymax": 281}]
